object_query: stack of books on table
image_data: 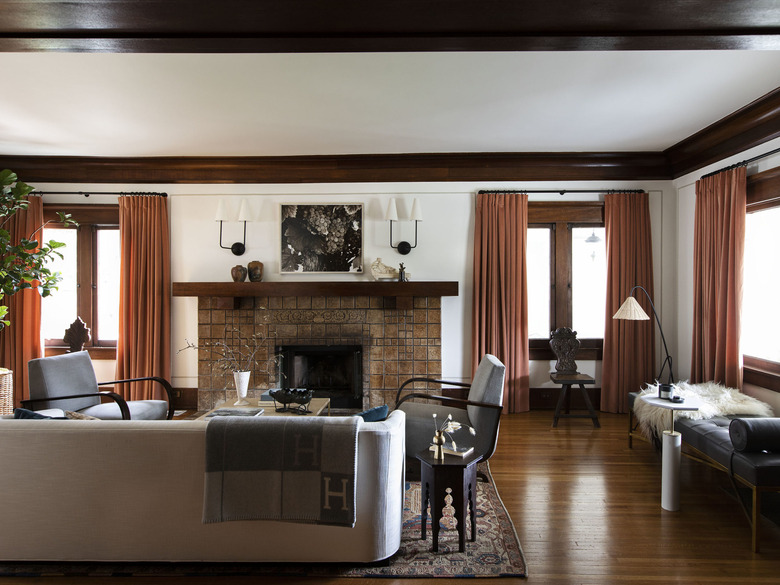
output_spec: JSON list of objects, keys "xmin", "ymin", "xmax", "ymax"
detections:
[
  {"xmin": 206, "ymin": 407, "xmax": 264, "ymax": 417},
  {"xmin": 429, "ymin": 443, "xmax": 474, "ymax": 458}
]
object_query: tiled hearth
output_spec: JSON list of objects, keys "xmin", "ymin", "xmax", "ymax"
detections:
[{"xmin": 196, "ymin": 294, "xmax": 443, "ymax": 411}]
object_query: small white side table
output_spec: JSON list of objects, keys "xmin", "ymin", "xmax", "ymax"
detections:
[{"xmin": 639, "ymin": 394, "xmax": 701, "ymax": 511}]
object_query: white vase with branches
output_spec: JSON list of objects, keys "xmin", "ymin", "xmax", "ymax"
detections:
[{"xmin": 179, "ymin": 327, "xmax": 272, "ymax": 407}]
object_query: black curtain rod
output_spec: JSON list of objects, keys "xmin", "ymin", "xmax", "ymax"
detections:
[
  {"xmin": 700, "ymin": 145, "xmax": 780, "ymax": 180},
  {"xmin": 31, "ymin": 191, "xmax": 167, "ymax": 198},
  {"xmin": 477, "ymin": 189, "xmax": 645, "ymax": 195}
]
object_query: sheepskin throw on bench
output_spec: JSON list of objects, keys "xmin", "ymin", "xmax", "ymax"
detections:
[{"xmin": 633, "ymin": 381, "xmax": 774, "ymax": 439}]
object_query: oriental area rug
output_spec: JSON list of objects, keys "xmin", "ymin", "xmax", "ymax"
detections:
[{"xmin": 0, "ymin": 463, "xmax": 527, "ymax": 579}]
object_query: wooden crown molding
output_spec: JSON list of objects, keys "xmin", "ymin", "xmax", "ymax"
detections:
[
  {"xmin": 4, "ymin": 79, "xmax": 779, "ymax": 184},
  {"xmin": 665, "ymin": 87, "xmax": 780, "ymax": 179},
  {"xmin": 0, "ymin": 152, "xmax": 671, "ymax": 184}
]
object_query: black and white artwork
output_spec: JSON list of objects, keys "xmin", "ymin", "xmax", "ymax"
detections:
[{"xmin": 280, "ymin": 204, "xmax": 363, "ymax": 273}]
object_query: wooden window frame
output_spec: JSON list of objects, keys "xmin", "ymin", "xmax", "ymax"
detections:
[
  {"xmin": 528, "ymin": 201, "xmax": 604, "ymax": 361},
  {"xmin": 744, "ymin": 167, "xmax": 780, "ymax": 388},
  {"xmin": 43, "ymin": 204, "xmax": 119, "ymax": 360}
]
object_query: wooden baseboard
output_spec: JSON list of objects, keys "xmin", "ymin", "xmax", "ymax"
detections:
[{"xmin": 171, "ymin": 387, "xmax": 198, "ymax": 410}]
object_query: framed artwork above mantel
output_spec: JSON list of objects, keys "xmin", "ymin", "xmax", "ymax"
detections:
[{"xmin": 280, "ymin": 203, "xmax": 363, "ymax": 274}]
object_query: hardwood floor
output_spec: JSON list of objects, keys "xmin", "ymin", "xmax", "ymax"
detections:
[{"xmin": 4, "ymin": 410, "xmax": 780, "ymax": 584}]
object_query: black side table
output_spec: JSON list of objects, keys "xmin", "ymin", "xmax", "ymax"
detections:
[
  {"xmin": 416, "ymin": 450, "xmax": 482, "ymax": 552},
  {"xmin": 550, "ymin": 372, "xmax": 600, "ymax": 428}
]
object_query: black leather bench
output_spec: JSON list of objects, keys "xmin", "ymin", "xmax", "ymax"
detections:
[
  {"xmin": 629, "ymin": 392, "xmax": 780, "ymax": 552},
  {"xmin": 676, "ymin": 416, "xmax": 780, "ymax": 552}
]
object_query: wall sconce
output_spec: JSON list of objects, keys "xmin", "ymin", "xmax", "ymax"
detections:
[
  {"xmin": 215, "ymin": 199, "xmax": 251, "ymax": 256},
  {"xmin": 385, "ymin": 198, "xmax": 423, "ymax": 255}
]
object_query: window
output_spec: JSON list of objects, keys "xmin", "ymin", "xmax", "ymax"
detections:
[
  {"xmin": 41, "ymin": 205, "xmax": 120, "ymax": 357},
  {"xmin": 742, "ymin": 206, "xmax": 780, "ymax": 363},
  {"xmin": 527, "ymin": 202, "xmax": 605, "ymax": 360},
  {"xmin": 743, "ymin": 166, "xmax": 780, "ymax": 390}
]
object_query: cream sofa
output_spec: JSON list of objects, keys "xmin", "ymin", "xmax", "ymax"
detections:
[{"xmin": 0, "ymin": 410, "xmax": 405, "ymax": 563}]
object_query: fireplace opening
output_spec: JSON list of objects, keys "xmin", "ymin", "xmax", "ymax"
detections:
[{"xmin": 276, "ymin": 344, "xmax": 363, "ymax": 409}]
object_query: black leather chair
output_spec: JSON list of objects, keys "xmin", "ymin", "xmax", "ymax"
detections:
[{"xmin": 395, "ymin": 354, "xmax": 505, "ymax": 479}]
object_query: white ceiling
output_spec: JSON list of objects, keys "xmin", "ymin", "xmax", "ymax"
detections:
[{"xmin": 2, "ymin": 51, "xmax": 780, "ymax": 158}]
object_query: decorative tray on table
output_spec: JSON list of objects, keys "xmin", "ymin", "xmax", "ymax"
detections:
[{"xmin": 269, "ymin": 388, "xmax": 314, "ymax": 414}]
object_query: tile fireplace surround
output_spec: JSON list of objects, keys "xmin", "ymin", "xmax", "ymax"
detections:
[{"xmin": 196, "ymin": 294, "xmax": 444, "ymax": 411}]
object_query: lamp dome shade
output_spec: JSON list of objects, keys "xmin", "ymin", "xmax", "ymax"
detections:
[{"xmin": 612, "ymin": 296, "xmax": 650, "ymax": 320}]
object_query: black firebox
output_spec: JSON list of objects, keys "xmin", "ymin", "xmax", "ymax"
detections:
[{"xmin": 276, "ymin": 344, "xmax": 363, "ymax": 409}]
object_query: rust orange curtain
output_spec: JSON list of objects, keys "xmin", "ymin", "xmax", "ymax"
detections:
[
  {"xmin": 691, "ymin": 167, "xmax": 745, "ymax": 388},
  {"xmin": 116, "ymin": 196, "xmax": 171, "ymax": 400},
  {"xmin": 0, "ymin": 196, "xmax": 44, "ymax": 407},
  {"xmin": 472, "ymin": 192, "xmax": 529, "ymax": 413},
  {"xmin": 601, "ymin": 192, "xmax": 656, "ymax": 413}
]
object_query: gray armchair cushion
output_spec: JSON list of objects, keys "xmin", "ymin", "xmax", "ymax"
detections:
[
  {"xmin": 28, "ymin": 352, "xmax": 101, "ymax": 412},
  {"xmin": 80, "ymin": 400, "xmax": 168, "ymax": 421}
]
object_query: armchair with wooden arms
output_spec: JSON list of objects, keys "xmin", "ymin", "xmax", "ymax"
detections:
[
  {"xmin": 395, "ymin": 354, "xmax": 506, "ymax": 479},
  {"xmin": 23, "ymin": 351, "xmax": 174, "ymax": 420}
]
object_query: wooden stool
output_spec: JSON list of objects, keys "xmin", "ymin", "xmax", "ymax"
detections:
[
  {"xmin": 550, "ymin": 373, "xmax": 600, "ymax": 428},
  {"xmin": 416, "ymin": 450, "xmax": 481, "ymax": 552}
]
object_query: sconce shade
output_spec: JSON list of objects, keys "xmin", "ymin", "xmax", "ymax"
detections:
[
  {"xmin": 214, "ymin": 200, "xmax": 229, "ymax": 222},
  {"xmin": 237, "ymin": 199, "xmax": 252, "ymax": 222},
  {"xmin": 612, "ymin": 296, "xmax": 650, "ymax": 320},
  {"xmin": 385, "ymin": 198, "xmax": 399, "ymax": 222},
  {"xmin": 410, "ymin": 198, "xmax": 423, "ymax": 222}
]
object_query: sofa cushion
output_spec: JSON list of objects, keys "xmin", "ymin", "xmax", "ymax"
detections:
[
  {"xmin": 13, "ymin": 408, "xmax": 66, "ymax": 420},
  {"xmin": 355, "ymin": 404, "xmax": 388, "ymax": 422}
]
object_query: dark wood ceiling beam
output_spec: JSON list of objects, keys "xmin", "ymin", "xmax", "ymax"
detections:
[
  {"xmin": 0, "ymin": 152, "xmax": 671, "ymax": 184},
  {"xmin": 665, "ymin": 87, "xmax": 780, "ymax": 178},
  {"xmin": 1, "ymin": 0, "xmax": 779, "ymax": 53}
]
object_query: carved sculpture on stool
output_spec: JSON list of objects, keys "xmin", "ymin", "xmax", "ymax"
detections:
[
  {"xmin": 63, "ymin": 317, "xmax": 91, "ymax": 353},
  {"xmin": 549, "ymin": 327, "xmax": 580, "ymax": 375}
]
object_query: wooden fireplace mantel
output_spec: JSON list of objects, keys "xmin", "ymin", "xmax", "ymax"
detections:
[{"xmin": 172, "ymin": 281, "xmax": 458, "ymax": 308}]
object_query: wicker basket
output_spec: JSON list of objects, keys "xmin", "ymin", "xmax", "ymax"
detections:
[{"xmin": 0, "ymin": 369, "xmax": 13, "ymax": 415}]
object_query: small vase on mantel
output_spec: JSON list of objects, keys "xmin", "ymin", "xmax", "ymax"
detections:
[
  {"xmin": 231, "ymin": 265, "xmax": 247, "ymax": 282},
  {"xmin": 247, "ymin": 260, "xmax": 264, "ymax": 282},
  {"xmin": 233, "ymin": 371, "xmax": 251, "ymax": 406}
]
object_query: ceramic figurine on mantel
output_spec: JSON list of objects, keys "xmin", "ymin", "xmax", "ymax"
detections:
[{"xmin": 370, "ymin": 258, "xmax": 399, "ymax": 281}]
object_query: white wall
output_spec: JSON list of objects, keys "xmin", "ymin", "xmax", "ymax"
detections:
[
  {"xmin": 38, "ymin": 179, "xmax": 677, "ymax": 393},
  {"xmin": 673, "ymin": 137, "xmax": 780, "ymax": 411}
]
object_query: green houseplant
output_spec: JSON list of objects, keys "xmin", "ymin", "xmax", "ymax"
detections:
[{"xmin": 0, "ymin": 169, "xmax": 74, "ymax": 330}]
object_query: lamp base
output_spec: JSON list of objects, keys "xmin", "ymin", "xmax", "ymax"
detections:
[
  {"xmin": 231, "ymin": 242, "xmax": 246, "ymax": 256},
  {"xmin": 396, "ymin": 241, "xmax": 411, "ymax": 255}
]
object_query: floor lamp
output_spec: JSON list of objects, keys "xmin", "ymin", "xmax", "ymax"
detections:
[{"xmin": 612, "ymin": 285, "xmax": 674, "ymax": 397}]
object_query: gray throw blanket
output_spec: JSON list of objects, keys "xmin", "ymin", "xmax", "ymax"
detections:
[{"xmin": 203, "ymin": 415, "xmax": 361, "ymax": 527}]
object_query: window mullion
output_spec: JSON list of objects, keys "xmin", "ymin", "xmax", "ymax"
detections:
[
  {"xmin": 76, "ymin": 225, "xmax": 94, "ymax": 344},
  {"xmin": 554, "ymin": 221, "xmax": 571, "ymax": 329}
]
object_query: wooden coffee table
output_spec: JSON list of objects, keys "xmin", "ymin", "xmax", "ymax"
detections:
[{"xmin": 197, "ymin": 397, "xmax": 331, "ymax": 420}]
